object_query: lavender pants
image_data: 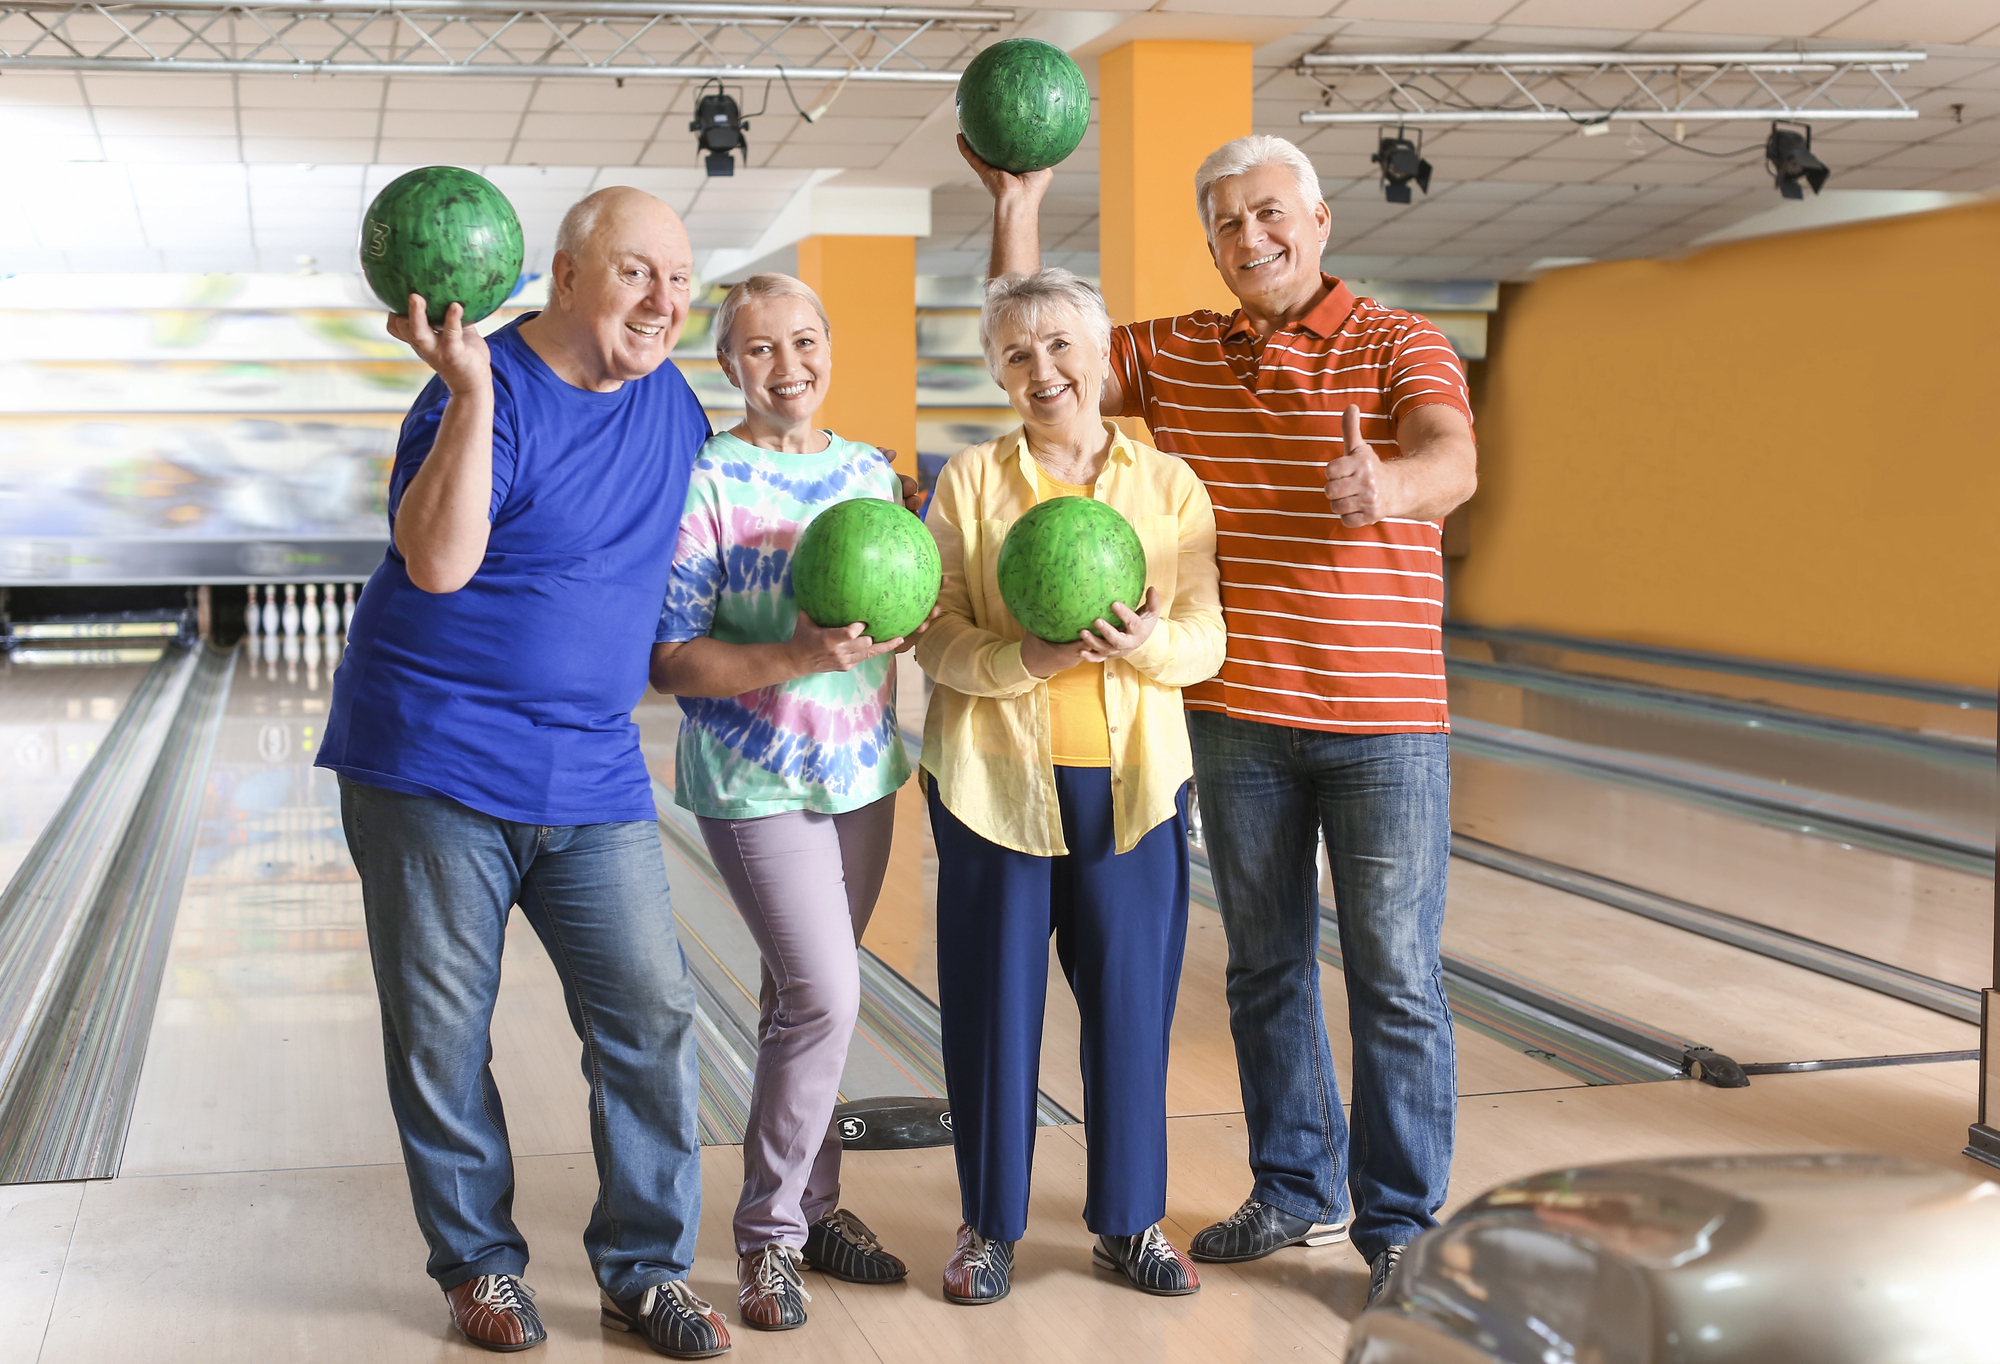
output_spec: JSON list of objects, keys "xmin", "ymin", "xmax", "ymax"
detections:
[{"xmin": 697, "ymin": 793, "xmax": 897, "ymax": 1254}]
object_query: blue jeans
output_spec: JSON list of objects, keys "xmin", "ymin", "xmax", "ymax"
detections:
[
  {"xmin": 339, "ymin": 778, "xmax": 702, "ymax": 1298},
  {"xmin": 929, "ymin": 770, "xmax": 1190, "ymax": 1242},
  {"xmin": 1186, "ymin": 712, "xmax": 1454, "ymax": 1261}
]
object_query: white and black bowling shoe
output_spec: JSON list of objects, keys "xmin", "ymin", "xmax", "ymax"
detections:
[{"xmin": 1189, "ymin": 1196, "xmax": 1350, "ymax": 1263}]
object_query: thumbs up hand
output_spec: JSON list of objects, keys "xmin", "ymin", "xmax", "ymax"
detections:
[{"xmin": 1324, "ymin": 404, "xmax": 1391, "ymax": 528}]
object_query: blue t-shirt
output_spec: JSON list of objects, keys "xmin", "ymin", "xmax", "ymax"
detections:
[{"xmin": 317, "ymin": 316, "xmax": 709, "ymax": 824}]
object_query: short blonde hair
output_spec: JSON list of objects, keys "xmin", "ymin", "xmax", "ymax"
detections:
[
  {"xmin": 979, "ymin": 268, "xmax": 1112, "ymax": 382},
  {"xmin": 1194, "ymin": 135, "xmax": 1325, "ymax": 243},
  {"xmin": 713, "ymin": 272, "xmax": 832, "ymax": 358}
]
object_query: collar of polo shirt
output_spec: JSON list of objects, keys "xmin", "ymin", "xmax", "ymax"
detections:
[{"xmin": 1223, "ymin": 274, "xmax": 1359, "ymax": 342}]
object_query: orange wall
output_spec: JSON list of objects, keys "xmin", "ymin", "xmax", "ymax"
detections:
[
  {"xmin": 1097, "ymin": 41, "xmax": 1251, "ymax": 326},
  {"xmin": 796, "ymin": 234, "xmax": 917, "ymax": 478},
  {"xmin": 1452, "ymin": 200, "xmax": 2000, "ymax": 689}
]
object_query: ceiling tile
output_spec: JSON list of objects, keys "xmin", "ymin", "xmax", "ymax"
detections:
[
  {"xmin": 81, "ymin": 75, "xmax": 235, "ymax": 106},
  {"xmin": 241, "ymin": 110, "xmax": 382, "ymax": 140},
  {"xmin": 1822, "ymin": 0, "xmax": 2000, "ymax": 44},
  {"xmin": 1663, "ymin": 1, "xmax": 1878, "ymax": 37},
  {"xmin": 235, "ymin": 76, "xmax": 387, "ymax": 110},
  {"xmin": 383, "ymin": 79, "xmax": 540, "ymax": 112}
]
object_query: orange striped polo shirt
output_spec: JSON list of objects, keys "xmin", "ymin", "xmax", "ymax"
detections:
[{"xmin": 1110, "ymin": 275, "xmax": 1472, "ymax": 734}]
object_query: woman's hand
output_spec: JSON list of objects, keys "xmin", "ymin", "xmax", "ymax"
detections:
[
  {"xmin": 786, "ymin": 611, "xmax": 901, "ymax": 673},
  {"xmin": 1076, "ymin": 588, "xmax": 1160, "ymax": 663},
  {"xmin": 1020, "ymin": 630, "xmax": 1091, "ymax": 678}
]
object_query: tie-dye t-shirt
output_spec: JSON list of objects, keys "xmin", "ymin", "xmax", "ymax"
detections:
[{"xmin": 657, "ymin": 430, "xmax": 912, "ymax": 819}]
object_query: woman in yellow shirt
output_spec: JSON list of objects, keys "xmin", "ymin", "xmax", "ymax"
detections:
[{"xmin": 915, "ymin": 268, "xmax": 1225, "ymax": 1305}]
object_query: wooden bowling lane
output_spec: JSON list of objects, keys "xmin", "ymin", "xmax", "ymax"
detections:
[
  {"xmin": 1454, "ymin": 750, "xmax": 1994, "ymax": 989},
  {"xmin": 1442, "ymin": 858, "xmax": 1976, "ymax": 1067},
  {"xmin": 0, "ymin": 656, "xmax": 156, "ymax": 889}
]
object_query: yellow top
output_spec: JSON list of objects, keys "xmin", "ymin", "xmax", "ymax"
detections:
[
  {"xmin": 915, "ymin": 422, "xmax": 1225, "ymax": 857},
  {"xmin": 1033, "ymin": 466, "xmax": 1112, "ymax": 769}
]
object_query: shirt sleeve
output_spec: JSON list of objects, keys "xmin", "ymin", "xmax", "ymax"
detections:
[
  {"xmin": 657, "ymin": 467, "xmax": 725, "ymax": 644},
  {"xmin": 1109, "ymin": 323, "xmax": 1151, "ymax": 421},
  {"xmin": 384, "ymin": 368, "xmax": 520, "ymax": 530},
  {"xmin": 911, "ymin": 454, "xmax": 1040, "ymax": 700},
  {"xmin": 1386, "ymin": 315, "xmax": 1475, "ymax": 426}
]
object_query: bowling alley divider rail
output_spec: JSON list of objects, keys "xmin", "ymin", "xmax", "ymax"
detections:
[{"xmin": 0, "ymin": 641, "xmax": 234, "ymax": 1183}]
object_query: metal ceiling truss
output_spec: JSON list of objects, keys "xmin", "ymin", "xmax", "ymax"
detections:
[
  {"xmin": 1297, "ymin": 49, "xmax": 1926, "ymax": 126},
  {"xmin": 0, "ymin": 0, "xmax": 1013, "ymax": 81}
]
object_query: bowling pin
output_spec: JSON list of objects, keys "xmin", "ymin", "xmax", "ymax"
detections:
[
  {"xmin": 322, "ymin": 584, "xmax": 340, "ymax": 639},
  {"xmin": 261, "ymin": 630, "xmax": 278, "ymax": 675},
  {"xmin": 304, "ymin": 632, "xmax": 323, "ymax": 691},
  {"xmin": 281, "ymin": 583, "xmax": 300, "ymax": 638},
  {"xmin": 342, "ymin": 582, "xmax": 357, "ymax": 635},
  {"xmin": 301, "ymin": 583, "xmax": 321, "ymax": 638},
  {"xmin": 261, "ymin": 583, "xmax": 279, "ymax": 638}
]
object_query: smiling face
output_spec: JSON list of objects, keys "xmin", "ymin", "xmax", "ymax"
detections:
[
  {"xmin": 992, "ymin": 303, "xmax": 1110, "ymax": 438},
  {"xmin": 548, "ymin": 188, "xmax": 694, "ymax": 385},
  {"xmin": 1205, "ymin": 161, "xmax": 1333, "ymax": 317},
  {"xmin": 719, "ymin": 292, "xmax": 830, "ymax": 430}
]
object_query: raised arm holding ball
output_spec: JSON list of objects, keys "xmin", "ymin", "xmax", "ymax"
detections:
[{"xmin": 965, "ymin": 130, "xmax": 1477, "ymax": 1307}]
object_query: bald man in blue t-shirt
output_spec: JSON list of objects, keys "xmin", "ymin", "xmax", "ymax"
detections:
[{"xmin": 318, "ymin": 187, "xmax": 731, "ymax": 1359}]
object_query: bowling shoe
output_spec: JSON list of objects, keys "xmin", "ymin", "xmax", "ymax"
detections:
[
  {"xmin": 600, "ymin": 1278, "xmax": 732, "ymax": 1358},
  {"xmin": 803, "ymin": 1208, "xmax": 908, "ymax": 1283},
  {"xmin": 737, "ymin": 1245, "xmax": 811, "ymax": 1331},
  {"xmin": 1367, "ymin": 1245, "xmax": 1406, "ymax": 1306},
  {"xmin": 1189, "ymin": 1197, "xmax": 1350, "ymax": 1263},
  {"xmin": 1092, "ymin": 1224, "xmax": 1201, "ymax": 1296},
  {"xmin": 941, "ymin": 1224, "xmax": 1014, "ymax": 1305},
  {"xmin": 443, "ymin": 1273, "xmax": 546, "ymax": 1352}
]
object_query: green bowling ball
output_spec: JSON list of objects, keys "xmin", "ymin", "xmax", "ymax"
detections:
[
  {"xmin": 359, "ymin": 166, "xmax": 524, "ymax": 325},
  {"xmin": 956, "ymin": 38, "xmax": 1092, "ymax": 174},
  {"xmin": 791, "ymin": 497, "xmax": 942, "ymax": 643},
  {"xmin": 996, "ymin": 496, "xmax": 1147, "ymax": 644}
]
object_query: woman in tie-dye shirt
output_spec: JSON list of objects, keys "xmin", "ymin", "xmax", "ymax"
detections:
[{"xmin": 649, "ymin": 273, "xmax": 934, "ymax": 1332}]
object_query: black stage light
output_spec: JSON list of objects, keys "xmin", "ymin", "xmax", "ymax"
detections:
[
  {"xmin": 691, "ymin": 81, "xmax": 749, "ymax": 176},
  {"xmin": 1373, "ymin": 129, "xmax": 1432, "ymax": 205},
  {"xmin": 1765, "ymin": 120, "xmax": 1829, "ymax": 199}
]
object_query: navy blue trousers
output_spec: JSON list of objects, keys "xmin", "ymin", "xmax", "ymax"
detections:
[{"xmin": 928, "ymin": 768, "xmax": 1190, "ymax": 1242}]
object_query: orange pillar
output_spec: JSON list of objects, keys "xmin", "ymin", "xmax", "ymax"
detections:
[
  {"xmin": 795, "ymin": 234, "xmax": 917, "ymax": 479},
  {"xmin": 1097, "ymin": 41, "xmax": 1254, "ymax": 327}
]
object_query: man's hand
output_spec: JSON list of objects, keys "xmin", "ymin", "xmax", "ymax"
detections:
[
  {"xmin": 787, "ymin": 611, "xmax": 901, "ymax": 674},
  {"xmin": 388, "ymin": 294, "xmax": 491, "ymax": 397},
  {"xmin": 1325, "ymin": 404, "xmax": 1402, "ymax": 528},
  {"xmin": 873, "ymin": 451, "xmax": 924, "ymax": 513},
  {"xmin": 1076, "ymin": 588, "xmax": 1160, "ymax": 663}
]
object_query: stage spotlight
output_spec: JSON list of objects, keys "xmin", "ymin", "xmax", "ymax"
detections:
[
  {"xmin": 1373, "ymin": 130, "xmax": 1432, "ymax": 204},
  {"xmin": 1765, "ymin": 121, "xmax": 1829, "ymax": 199},
  {"xmin": 691, "ymin": 80, "xmax": 749, "ymax": 176}
]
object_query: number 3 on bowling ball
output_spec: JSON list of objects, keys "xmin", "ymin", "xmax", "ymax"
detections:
[{"xmin": 367, "ymin": 221, "xmax": 390, "ymax": 259}]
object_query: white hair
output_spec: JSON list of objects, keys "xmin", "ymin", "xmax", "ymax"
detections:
[
  {"xmin": 712, "ymin": 273, "xmax": 832, "ymax": 358},
  {"xmin": 978, "ymin": 268, "xmax": 1112, "ymax": 383},
  {"xmin": 1194, "ymin": 134, "xmax": 1326, "ymax": 243}
]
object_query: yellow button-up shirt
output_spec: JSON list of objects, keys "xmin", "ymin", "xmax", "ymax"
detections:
[{"xmin": 916, "ymin": 422, "xmax": 1225, "ymax": 856}]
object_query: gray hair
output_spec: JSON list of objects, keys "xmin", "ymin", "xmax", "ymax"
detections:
[
  {"xmin": 713, "ymin": 273, "xmax": 832, "ymax": 358},
  {"xmin": 1194, "ymin": 134, "xmax": 1325, "ymax": 243},
  {"xmin": 979, "ymin": 268, "xmax": 1112, "ymax": 382}
]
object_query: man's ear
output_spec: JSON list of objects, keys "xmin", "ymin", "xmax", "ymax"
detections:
[{"xmin": 548, "ymin": 250, "xmax": 576, "ymax": 310}]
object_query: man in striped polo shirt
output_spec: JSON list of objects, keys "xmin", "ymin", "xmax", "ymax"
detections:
[{"xmin": 963, "ymin": 132, "xmax": 1477, "ymax": 1304}]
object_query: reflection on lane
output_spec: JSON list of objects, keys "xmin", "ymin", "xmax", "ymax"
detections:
[{"xmin": 0, "ymin": 657, "xmax": 155, "ymax": 889}]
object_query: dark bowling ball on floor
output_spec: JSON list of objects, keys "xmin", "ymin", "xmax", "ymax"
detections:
[
  {"xmin": 360, "ymin": 166, "xmax": 524, "ymax": 325},
  {"xmin": 833, "ymin": 1097, "xmax": 953, "ymax": 1150},
  {"xmin": 956, "ymin": 37, "xmax": 1092, "ymax": 174}
]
